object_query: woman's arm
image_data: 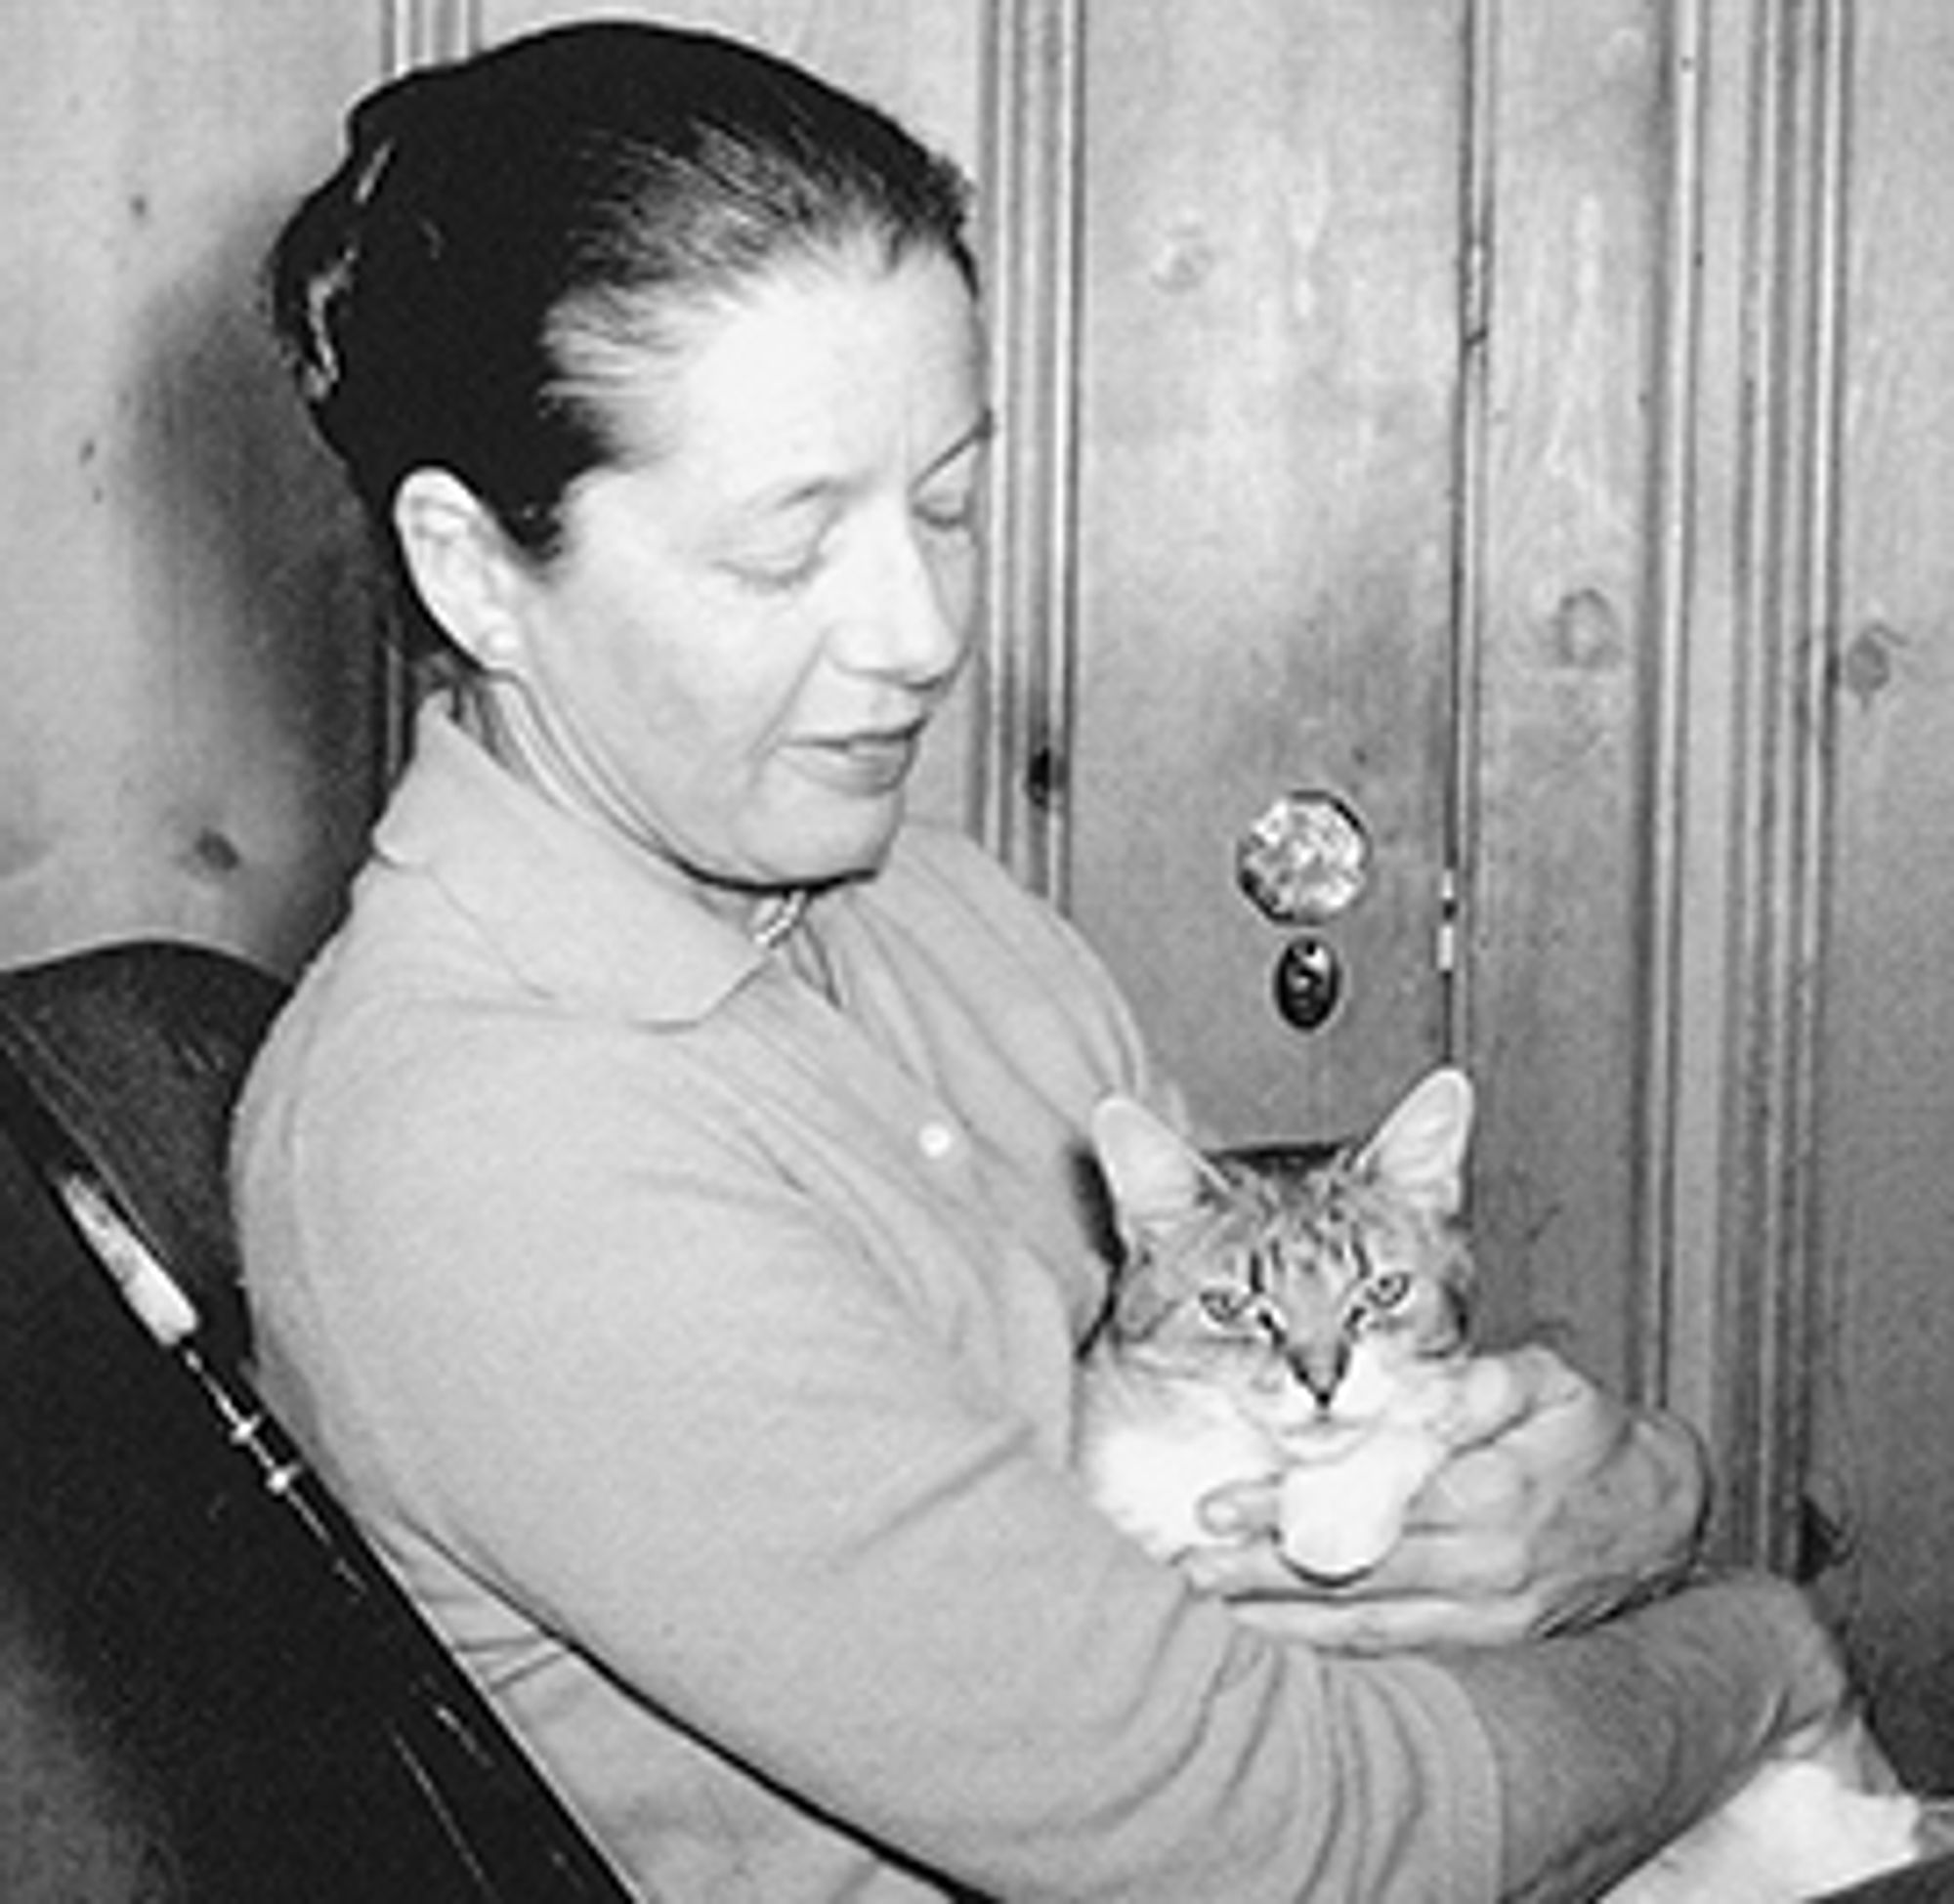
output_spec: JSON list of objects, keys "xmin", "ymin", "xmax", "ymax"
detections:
[{"xmin": 1449, "ymin": 1571, "xmax": 1848, "ymax": 1901}]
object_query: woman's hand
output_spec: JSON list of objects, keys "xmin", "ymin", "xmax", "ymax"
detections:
[{"xmin": 1181, "ymin": 1344, "xmax": 1707, "ymax": 1651}]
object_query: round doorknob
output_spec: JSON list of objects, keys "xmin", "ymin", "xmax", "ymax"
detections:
[{"xmin": 1237, "ymin": 789, "xmax": 1370, "ymax": 925}]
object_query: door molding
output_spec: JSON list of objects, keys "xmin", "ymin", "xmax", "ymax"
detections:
[
  {"xmin": 973, "ymin": 0, "xmax": 1085, "ymax": 906},
  {"xmin": 1645, "ymin": 0, "xmax": 1851, "ymax": 1567},
  {"xmin": 386, "ymin": 0, "xmax": 482, "ymax": 69}
]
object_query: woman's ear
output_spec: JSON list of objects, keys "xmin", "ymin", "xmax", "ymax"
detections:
[{"xmin": 393, "ymin": 469, "xmax": 530, "ymax": 672}]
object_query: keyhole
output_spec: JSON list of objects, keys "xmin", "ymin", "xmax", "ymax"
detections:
[{"xmin": 1272, "ymin": 936, "xmax": 1342, "ymax": 1034}]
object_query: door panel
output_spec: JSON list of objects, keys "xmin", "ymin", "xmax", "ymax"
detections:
[
  {"xmin": 1813, "ymin": 0, "xmax": 1954, "ymax": 1790},
  {"xmin": 1069, "ymin": 0, "xmax": 1463, "ymax": 1148},
  {"xmin": 1464, "ymin": 0, "xmax": 1671, "ymax": 1371}
]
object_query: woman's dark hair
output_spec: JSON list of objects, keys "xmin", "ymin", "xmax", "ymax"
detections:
[{"xmin": 268, "ymin": 21, "xmax": 975, "ymax": 655}]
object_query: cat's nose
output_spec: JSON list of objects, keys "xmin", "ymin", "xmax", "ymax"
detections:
[{"xmin": 1290, "ymin": 1341, "xmax": 1349, "ymax": 1409}]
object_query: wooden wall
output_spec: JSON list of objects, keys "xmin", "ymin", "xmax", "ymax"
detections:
[{"xmin": 0, "ymin": 5, "xmax": 385, "ymax": 978}]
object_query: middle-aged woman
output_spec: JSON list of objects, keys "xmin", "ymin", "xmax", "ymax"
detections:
[{"xmin": 236, "ymin": 21, "xmax": 1850, "ymax": 1901}]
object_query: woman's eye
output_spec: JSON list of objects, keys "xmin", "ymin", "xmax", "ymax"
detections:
[
  {"xmin": 914, "ymin": 489, "xmax": 978, "ymax": 538},
  {"xmin": 729, "ymin": 543, "xmax": 827, "ymax": 595}
]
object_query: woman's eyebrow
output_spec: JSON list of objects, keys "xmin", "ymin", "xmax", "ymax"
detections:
[
  {"xmin": 923, "ymin": 407, "xmax": 998, "ymax": 478},
  {"xmin": 731, "ymin": 409, "xmax": 997, "ymax": 519},
  {"xmin": 730, "ymin": 473, "xmax": 850, "ymax": 525}
]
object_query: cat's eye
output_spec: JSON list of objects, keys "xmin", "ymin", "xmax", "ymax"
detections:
[
  {"xmin": 1198, "ymin": 1288, "xmax": 1255, "ymax": 1328},
  {"xmin": 1365, "ymin": 1271, "xmax": 1413, "ymax": 1310}
]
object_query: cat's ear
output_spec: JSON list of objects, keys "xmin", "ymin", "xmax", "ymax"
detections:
[
  {"xmin": 1090, "ymin": 1097, "xmax": 1220, "ymax": 1231},
  {"xmin": 1359, "ymin": 1068, "xmax": 1474, "ymax": 1216}
]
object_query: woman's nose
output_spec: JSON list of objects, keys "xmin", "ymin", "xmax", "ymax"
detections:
[{"xmin": 833, "ymin": 513, "xmax": 971, "ymax": 687}]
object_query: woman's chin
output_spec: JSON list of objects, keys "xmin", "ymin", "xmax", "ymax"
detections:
[{"xmin": 760, "ymin": 799, "xmax": 908, "ymax": 891}]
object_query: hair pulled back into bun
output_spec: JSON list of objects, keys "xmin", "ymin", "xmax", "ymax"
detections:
[{"xmin": 266, "ymin": 21, "xmax": 974, "ymax": 658}]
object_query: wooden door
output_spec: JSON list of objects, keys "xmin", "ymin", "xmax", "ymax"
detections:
[
  {"xmin": 1069, "ymin": 0, "xmax": 1463, "ymax": 1146},
  {"xmin": 1068, "ymin": 0, "xmax": 1670, "ymax": 1400}
]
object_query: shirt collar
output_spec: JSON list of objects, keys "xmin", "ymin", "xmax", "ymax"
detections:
[{"xmin": 372, "ymin": 701, "xmax": 775, "ymax": 1025}]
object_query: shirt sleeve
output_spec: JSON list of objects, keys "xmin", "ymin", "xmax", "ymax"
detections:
[{"xmin": 279, "ymin": 1013, "xmax": 1500, "ymax": 1904}]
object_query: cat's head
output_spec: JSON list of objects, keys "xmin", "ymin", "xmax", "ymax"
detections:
[{"xmin": 1089, "ymin": 1069, "xmax": 1476, "ymax": 1439}]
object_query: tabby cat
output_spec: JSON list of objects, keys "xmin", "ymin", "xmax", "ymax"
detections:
[
  {"xmin": 1074, "ymin": 1068, "xmax": 1930, "ymax": 1901},
  {"xmin": 1075, "ymin": 1067, "xmax": 1478, "ymax": 1579}
]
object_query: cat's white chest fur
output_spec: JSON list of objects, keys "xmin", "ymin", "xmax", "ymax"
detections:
[
  {"xmin": 1078, "ymin": 1351, "xmax": 1469, "ymax": 1576},
  {"xmin": 1078, "ymin": 1374, "xmax": 1288, "ymax": 1561}
]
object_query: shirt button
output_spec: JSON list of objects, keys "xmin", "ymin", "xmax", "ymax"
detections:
[{"xmin": 917, "ymin": 1120, "xmax": 957, "ymax": 1161}]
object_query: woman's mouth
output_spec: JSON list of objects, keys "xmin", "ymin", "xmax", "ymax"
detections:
[{"xmin": 793, "ymin": 724, "xmax": 924, "ymax": 795}]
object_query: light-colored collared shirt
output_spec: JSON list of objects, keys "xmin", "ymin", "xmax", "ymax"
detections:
[{"xmin": 234, "ymin": 706, "xmax": 1498, "ymax": 1902}]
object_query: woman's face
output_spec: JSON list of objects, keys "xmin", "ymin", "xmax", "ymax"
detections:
[{"xmin": 491, "ymin": 246, "xmax": 987, "ymax": 901}]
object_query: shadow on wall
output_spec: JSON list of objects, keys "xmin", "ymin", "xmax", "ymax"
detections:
[{"xmin": 127, "ymin": 203, "xmax": 393, "ymax": 977}]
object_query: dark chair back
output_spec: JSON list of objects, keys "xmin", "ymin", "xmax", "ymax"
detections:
[{"xmin": 0, "ymin": 939, "xmax": 632, "ymax": 1904}]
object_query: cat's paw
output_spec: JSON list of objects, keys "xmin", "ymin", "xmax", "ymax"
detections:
[
  {"xmin": 1277, "ymin": 1461, "xmax": 1402, "ymax": 1578},
  {"xmin": 1276, "ymin": 1425, "xmax": 1451, "ymax": 1579}
]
